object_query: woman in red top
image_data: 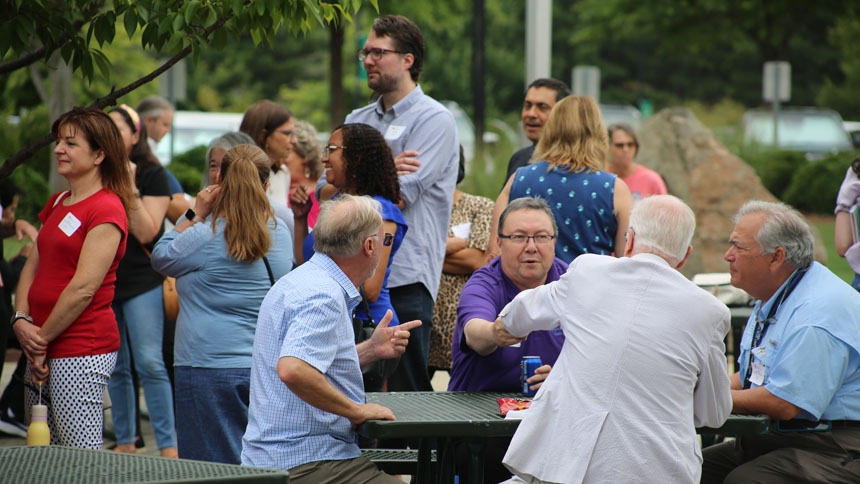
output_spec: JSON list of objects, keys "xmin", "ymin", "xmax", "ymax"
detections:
[{"xmin": 12, "ymin": 107, "xmax": 135, "ymax": 448}]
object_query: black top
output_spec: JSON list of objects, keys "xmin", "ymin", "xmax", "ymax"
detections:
[
  {"xmin": 114, "ymin": 163, "xmax": 171, "ymax": 301},
  {"xmin": 503, "ymin": 144, "xmax": 536, "ymax": 188}
]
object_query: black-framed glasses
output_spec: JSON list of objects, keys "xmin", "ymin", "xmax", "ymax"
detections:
[
  {"xmin": 323, "ymin": 145, "xmax": 347, "ymax": 158},
  {"xmin": 357, "ymin": 47, "xmax": 404, "ymax": 62},
  {"xmin": 498, "ymin": 233, "xmax": 556, "ymax": 245}
]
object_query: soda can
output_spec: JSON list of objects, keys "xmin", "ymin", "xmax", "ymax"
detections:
[{"xmin": 521, "ymin": 356, "xmax": 542, "ymax": 396}]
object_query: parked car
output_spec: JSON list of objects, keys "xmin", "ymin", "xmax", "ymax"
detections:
[
  {"xmin": 743, "ymin": 107, "xmax": 854, "ymax": 160},
  {"xmin": 843, "ymin": 120, "xmax": 860, "ymax": 149},
  {"xmin": 155, "ymin": 111, "xmax": 244, "ymax": 165}
]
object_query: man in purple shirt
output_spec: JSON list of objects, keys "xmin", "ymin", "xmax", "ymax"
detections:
[{"xmin": 449, "ymin": 197, "xmax": 567, "ymax": 393}]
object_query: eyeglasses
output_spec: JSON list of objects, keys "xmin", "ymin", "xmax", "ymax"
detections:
[
  {"xmin": 498, "ymin": 234, "xmax": 556, "ymax": 245},
  {"xmin": 613, "ymin": 142, "xmax": 636, "ymax": 149},
  {"xmin": 323, "ymin": 145, "xmax": 347, "ymax": 158},
  {"xmin": 625, "ymin": 226, "xmax": 635, "ymax": 242},
  {"xmin": 357, "ymin": 47, "xmax": 403, "ymax": 62},
  {"xmin": 368, "ymin": 233, "xmax": 395, "ymax": 247}
]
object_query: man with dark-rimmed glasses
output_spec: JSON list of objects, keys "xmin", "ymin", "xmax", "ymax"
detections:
[
  {"xmin": 319, "ymin": 14, "xmax": 459, "ymax": 394},
  {"xmin": 701, "ymin": 200, "xmax": 860, "ymax": 484}
]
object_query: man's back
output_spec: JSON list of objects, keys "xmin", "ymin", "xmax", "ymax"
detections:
[{"xmin": 503, "ymin": 253, "xmax": 731, "ymax": 484}]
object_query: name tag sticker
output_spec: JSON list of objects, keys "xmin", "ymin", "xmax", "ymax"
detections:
[
  {"xmin": 384, "ymin": 125, "xmax": 406, "ymax": 140},
  {"xmin": 749, "ymin": 362, "xmax": 766, "ymax": 386},
  {"xmin": 59, "ymin": 212, "xmax": 82, "ymax": 236}
]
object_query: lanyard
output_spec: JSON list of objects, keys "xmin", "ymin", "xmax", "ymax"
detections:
[{"xmin": 743, "ymin": 266, "xmax": 809, "ymax": 389}]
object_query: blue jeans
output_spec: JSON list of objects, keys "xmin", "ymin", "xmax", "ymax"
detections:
[
  {"xmin": 387, "ymin": 283, "xmax": 434, "ymax": 392},
  {"xmin": 108, "ymin": 285, "xmax": 176, "ymax": 449},
  {"xmin": 174, "ymin": 366, "xmax": 250, "ymax": 464}
]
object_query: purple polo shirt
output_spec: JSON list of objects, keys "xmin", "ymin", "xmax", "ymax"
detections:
[{"xmin": 448, "ymin": 256, "xmax": 568, "ymax": 392}]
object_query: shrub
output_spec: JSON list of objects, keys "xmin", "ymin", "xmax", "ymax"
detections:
[
  {"xmin": 782, "ymin": 152, "xmax": 856, "ymax": 214},
  {"xmin": 167, "ymin": 145, "xmax": 207, "ymax": 194}
]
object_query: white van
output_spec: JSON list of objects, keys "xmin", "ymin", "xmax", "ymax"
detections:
[{"xmin": 156, "ymin": 111, "xmax": 244, "ymax": 165}]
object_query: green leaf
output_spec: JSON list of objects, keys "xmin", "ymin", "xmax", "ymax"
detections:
[
  {"xmin": 92, "ymin": 49, "xmax": 112, "ymax": 80},
  {"xmin": 123, "ymin": 9, "xmax": 138, "ymax": 37},
  {"xmin": 173, "ymin": 12, "xmax": 185, "ymax": 31},
  {"xmin": 185, "ymin": 1, "xmax": 200, "ymax": 25}
]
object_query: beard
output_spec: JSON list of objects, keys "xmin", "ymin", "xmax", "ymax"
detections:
[{"xmin": 368, "ymin": 71, "xmax": 399, "ymax": 95}]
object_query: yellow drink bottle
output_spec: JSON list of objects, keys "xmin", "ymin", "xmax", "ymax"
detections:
[{"xmin": 26, "ymin": 404, "xmax": 50, "ymax": 446}]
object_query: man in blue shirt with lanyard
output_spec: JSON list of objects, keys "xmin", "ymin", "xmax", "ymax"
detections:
[
  {"xmin": 701, "ymin": 200, "xmax": 860, "ymax": 483},
  {"xmin": 319, "ymin": 15, "xmax": 459, "ymax": 393}
]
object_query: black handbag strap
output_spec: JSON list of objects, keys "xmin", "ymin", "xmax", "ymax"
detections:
[
  {"xmin": 358, "ymin": 284, "xmax": 375, "ymax": 326},
  {"xmin": 262, "ymin": 256, "xmax": 275, "ymax": 286}
]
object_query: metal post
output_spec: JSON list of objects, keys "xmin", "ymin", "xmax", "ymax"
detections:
[{"xmin": 525, "ymin": 0, "xmax": 552, "ymax": 88}]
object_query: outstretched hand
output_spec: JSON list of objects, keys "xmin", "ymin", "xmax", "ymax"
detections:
[
  {"xmin": 371, "ymin": 310, "xmax": 422, "ymax": 361},
  {"xmin": 492, "ymin": 317, "xmax": 525, "ymax": 348}
]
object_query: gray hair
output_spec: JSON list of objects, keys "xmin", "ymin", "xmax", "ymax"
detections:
[
  {"xmin": 314, "ymin": 194, "xmax": 382, "ymax": 258},
  {"xmin": 629, "ymin": 195, "xmax": 695, "ymax": 264},
  {"xmin": 136, "ymin": 96, "xmax": 173, "ymax": 120},
  {"xmin": 734, "ymin": 200, "xmax": 814, "ymax": 269},
  {"xmin": 498, "ymin": 197, "xmax": 558, "ymax": 236},
  {"xmin": 292, "ymin": 120, "xmax": 323, "ymax": 180},
  {"xmin": 204, "ymin": 131, "xmax": 257, "ymax": 185}
]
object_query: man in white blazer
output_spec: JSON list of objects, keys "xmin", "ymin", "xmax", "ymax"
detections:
[{"xmin": 496, "ymin": 195, "xmax": 732, "ymax": 484}]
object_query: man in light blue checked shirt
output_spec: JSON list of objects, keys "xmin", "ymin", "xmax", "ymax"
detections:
[{"xmin": 241, "ymin": 195, "xmax": 421, "ymax": 483}]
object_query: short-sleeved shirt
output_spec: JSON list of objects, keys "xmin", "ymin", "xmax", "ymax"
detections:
[
  {"xmin": 31, "ymin": 189, "xmax": 127, "ymax": 358},
  {"xmin": 115, "ymin": 162, "xmax": 171, "ymax": 300},
  {"xmin": 241, "ymin": 253, "xmax": 364, "ymax": 471},
  {"xmin": 448, "ymin": 257, "xmax": 568, "ymax": 392},
  {"xmin": 510, "ymin": 161, "xmax": 618, "ymax": 263},
  {"xmin": 302, "ymin": 195, "xmax": 407, "ymax": 326},
  {"xmin": 620, "ymin": 164, "xmax": 667, "ymax": 202},
  {"xmin": 738, "ymin": 262, "xmax": 860, "ymax": 420},
  {"xmin": 342, "ymin": 85, "xmax": 459, "ymax": 299}
]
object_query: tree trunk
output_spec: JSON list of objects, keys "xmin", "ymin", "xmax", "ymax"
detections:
[{"xmin": 46, "ymin": 52, "xmax": 75, "ymax": 193}]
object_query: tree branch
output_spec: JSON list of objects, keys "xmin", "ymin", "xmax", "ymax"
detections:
[{"xmin": 0, "ymin": 12, "xmax": 233, "ymax": 181}]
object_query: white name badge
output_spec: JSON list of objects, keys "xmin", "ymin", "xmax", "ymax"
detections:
[
  {"xmin": 749, "ymin": 362, "xmax": 766, "ymax": 386},
  {"xmin": 384, "ymin": 125, "xmax": 406, "ymax": 140},
  {"xmin": 59, "ymin": 212, "xmax": 82, "ymax": 236}
]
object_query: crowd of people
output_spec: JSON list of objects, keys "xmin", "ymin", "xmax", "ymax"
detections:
[{"xmin": 2, "ymin": 12, "xmax": 860, "ymax": 484}]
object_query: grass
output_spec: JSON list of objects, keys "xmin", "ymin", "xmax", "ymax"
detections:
[{"xmin": 809, "ymin": 215, "xmax": 855, "ymax": 284}]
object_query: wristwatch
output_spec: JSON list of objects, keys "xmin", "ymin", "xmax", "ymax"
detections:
[
  {"xmin": 184, "ymin": 208, "xmax": 204, "ymax": 223},
  {"xmin": 10, "ymin": 311, "xmax": 32, "ymax": 327}
]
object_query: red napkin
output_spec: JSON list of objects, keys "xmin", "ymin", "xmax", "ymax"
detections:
[{"xmin": 497, "ymin": 397, "xmax": 531, "ymax": 416}]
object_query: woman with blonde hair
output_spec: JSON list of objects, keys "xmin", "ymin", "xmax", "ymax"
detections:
[
  {"xmin": 488, "ymin": 95, "xmax": 633, "ymax": 263},
  {"xmin": 152, "ymin": 144, "xmax": 292, "ymax": 464},
  {"xmin": 13, "ymin": 107, "xmax": 135, "ymax": 448}
]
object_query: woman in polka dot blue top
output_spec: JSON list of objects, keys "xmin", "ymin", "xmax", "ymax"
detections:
[{"xmin": 489, "ymin": 95, "xmax": 633, "ymax": 264}]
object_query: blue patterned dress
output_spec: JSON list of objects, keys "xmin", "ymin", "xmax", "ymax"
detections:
[{"xmin": 510, "ymin": 160, "xmax": 618, "ymax": 263}]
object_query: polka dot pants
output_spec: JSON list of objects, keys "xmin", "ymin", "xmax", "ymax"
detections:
[{"xmin": 25, "ymin": 352, "xmax": 117, "ymax": 449}]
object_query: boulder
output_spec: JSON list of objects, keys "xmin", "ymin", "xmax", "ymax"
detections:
[{"xmin": 635, "ymin": 107, "xmax": 827, "ymax": 279}]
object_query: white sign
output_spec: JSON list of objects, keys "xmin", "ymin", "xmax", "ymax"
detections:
[{"xmin": 763, "ymin": 61, "xmax": 791, "ymax": 102}]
